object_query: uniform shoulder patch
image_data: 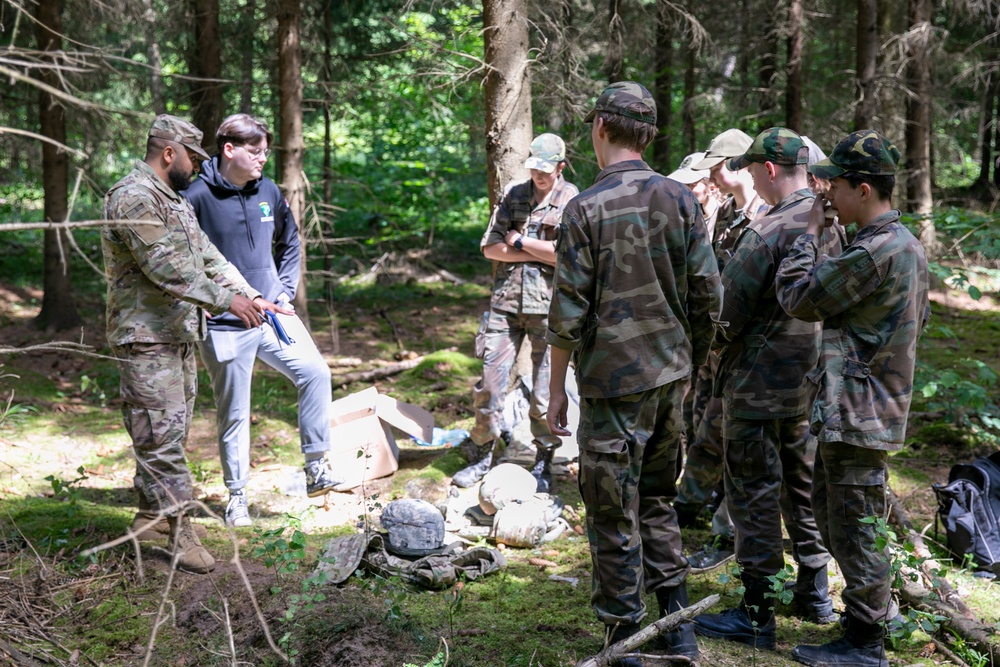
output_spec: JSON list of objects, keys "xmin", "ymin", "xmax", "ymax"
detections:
[{"xmin": 119, "ymin": 196, "xmax": 167, "ymax": 244}]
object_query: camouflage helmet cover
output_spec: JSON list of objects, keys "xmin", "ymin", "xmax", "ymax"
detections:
[
  {"xmin": 809, "ymin": 130, "xmax": 901, "ymax": 180},
  {"xmin": 584, "ymin": 81, "xmax": 657, "ymax": 125},
  {"xmin": 380, "ymin": 499, "xmax": 447, "ymax": 557}
]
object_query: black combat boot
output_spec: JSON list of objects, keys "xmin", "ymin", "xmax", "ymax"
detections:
[
  {"xmin": 673, "ymin": 500, "xmax": 705, "ymax": 529},
  {"xmin": 694, "ymin": 577, "xmax": 776, "ymax": 649},
  {"xmin": 605, "ymin": 622, "xmax": 642, "ymax": 667},
  {"xmin": 530, "ymin": 446, "xmax": 555, "ymax": 493},
  {"xmin": 792, "ymin": 614, "xmax": 888, "ymax": 667},
  {"xmin": 651, "ymin": 584, "xmax": 699, "ymax": 658},
  {"xmin": 789, "ymin": 564, "xmax": 837, "ymax": 624},
  {"xmin": 452, "ymin": 433, "xmax": 508, "ymax": 488}
]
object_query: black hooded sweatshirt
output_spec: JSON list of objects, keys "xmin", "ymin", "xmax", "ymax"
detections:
[{"xmin": 184, "ymin": 156, "xmax": 300, "ymax": 331}]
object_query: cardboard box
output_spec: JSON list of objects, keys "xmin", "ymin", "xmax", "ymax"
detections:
[{"xmin": 328, "ymin": 386, "xmax": 435, "ymax": 491}]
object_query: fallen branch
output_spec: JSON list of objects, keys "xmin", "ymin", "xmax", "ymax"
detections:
[
  {"xmin": 575, "ymin": 593, "xmax": 719, "ymax": 667},
  {"xmin": 332, "ymin": 347, "xmax": 456, "ymax": 386}
]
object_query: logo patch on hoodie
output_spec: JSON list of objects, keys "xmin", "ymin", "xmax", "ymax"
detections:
[{"xmin": 259, "ymin": 201, "xmax": 274, "ymax": 222}]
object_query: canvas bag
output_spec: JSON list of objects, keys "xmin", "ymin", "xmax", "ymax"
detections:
[{"xmin": 933, "ymin": 451, "xmax": 1000, "ymax": 576}]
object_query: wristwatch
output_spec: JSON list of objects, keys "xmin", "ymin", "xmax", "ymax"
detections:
[{"xmin": 513, "ymin": 235, "xmax": 524, "ymax": 250}]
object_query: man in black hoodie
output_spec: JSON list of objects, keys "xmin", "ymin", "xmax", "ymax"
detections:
[{"xmin": 185, "ymin": 113, "xmax": 340, "ymax": 527}]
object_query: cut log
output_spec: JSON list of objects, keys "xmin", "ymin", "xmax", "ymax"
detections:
[{"xmin": 331, "ymin": 347, "xmax": 457, "ymax": 386}]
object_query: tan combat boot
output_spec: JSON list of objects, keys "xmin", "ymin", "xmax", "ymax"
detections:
[
  {"xmin": 131, "ymin": 496, "xmax": 207, "ymax": 541},
  {"xmin": 168, "ymin": 515, "xmax": 216, "ymax": 574}
]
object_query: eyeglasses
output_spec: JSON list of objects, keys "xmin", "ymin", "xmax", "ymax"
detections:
[{"xmin": 239, "ymin": 145, "xmax": 271, "ymax": 160}]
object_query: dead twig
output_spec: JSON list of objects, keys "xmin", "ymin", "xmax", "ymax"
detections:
[
  {"xmin": 332, "ymin": 347, "xmax": 456, "ymax": 385},
  {"xmin": 575, "ymin": 593, "xmax": 720, "ymax": 667}
]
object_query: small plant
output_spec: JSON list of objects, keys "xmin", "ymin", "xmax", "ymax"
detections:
[
  {"xmin": 44, "ymin": 466, "xmax": 89, "ymax": 518},
  {"xmin": 79, "ymin": 374, "xmax": 109, "ymax": 408},
  {"xmin": 250, "ymin": 514, "xmax": 308, "ymax": 590},
  {"xmin": 764, "ymin": 564, "xmax": 795, "ymax": 607},
  {"xmin": 445, "ymin": 581, "xmax": 464, "ymax": 637}
]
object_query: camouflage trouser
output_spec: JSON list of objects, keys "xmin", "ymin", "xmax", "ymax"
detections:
[
  {"xmin": 813, "ymin": 441, "xmax": 891, "ymax": 625},
  {"xmin": 469, "ymin": 308, "xmax": 559, "ymax": 450},
  {"xmin": 677, "ymin": 390, "xmax": 724, "ymax": 508},
  {"xmin": 681, "ymin": 363, "xmax": 712, "ymax": 453},
  {"xmin": 578, "ymin": 380, "xmax": 688, "ymax": 626},
  {"xmin": 723, "ymin": 415, "xmax": 830, "ymax": 582},
  {"xmin": 114, "ymin": 342, "xmax": 196, "ymax": 513}
]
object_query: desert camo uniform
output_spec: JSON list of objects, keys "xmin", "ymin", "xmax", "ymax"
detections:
[
  {"xmin": 548, "ymin": 157, "xmax": 720, "ymax": 626},
  {"xmin": 470, "ymin": 175, "xmax": 578, "ymax": 450},
  {"xmin": 776, "ymin": 143, "xmax": 930, "ymax": 628},
  {"xmin": 103, "ymin": 159, "xmax": 257, "ymax": 513}
]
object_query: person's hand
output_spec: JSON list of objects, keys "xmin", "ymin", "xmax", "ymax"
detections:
[
  {"xmin": 227, "ymin": 294, "xmax": 264, "ymax": 329},
  {"xmin": 252, "ymin": 296, "xmax": 294, "ymax": 317},
  {"xmin": 504, "ymin": 230, "xmax": 523, "ymax": 247},
  {"xmin": 807, "ymin": 194, "xmax": 836, "ymax": 235},
  {"xmin": 547, "ymin": 385, "xmax": 571, "ymax": 437}
]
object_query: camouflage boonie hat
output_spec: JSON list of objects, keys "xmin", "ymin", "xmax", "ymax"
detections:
[
  {"xmin": 524, "ymin": 133, "xmax": 566, "ymax": 174},
  {"xmin": 584, "ymin": 81, "xmax": 656, "ymax": 125},
  {"xmin": 380, "ymin": 499, "xmax": 447, "ymax": 557},
  {"xmin": 692, "ymin": 129, "xmax": 753, "ymax": 170},
  {"xmin": 148, "ymin": 114, "xmax": 210, "ymax": 161},
  {"xmin": 809, "ymin": 130, "xmax": 901, "ymax": 179},
  {"xmin": 727, "ymin": 127, "xmax": 809, "ymax": 171}
]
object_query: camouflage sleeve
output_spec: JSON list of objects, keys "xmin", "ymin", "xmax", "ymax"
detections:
[
  {"xmin": 110, "ymin": 192, "xmax": 239, "ymax": 315},
  {"xmin": 775, "ymin": 233, "xmax": 883, "ymax": 322},
  {"xmin": 481, "ymin": 193, "xmax": 513, "ymax": 249},
  {"xmin": 715, "ymin": 229, "xmax": 770, "ymax": 347},
  {"xmin": 685, "ymin": 207, "xmax": 722, "ymax": 366},
  {"xmin": 546, "ymin": 206, "xmax": 593, "ymax": 351}
]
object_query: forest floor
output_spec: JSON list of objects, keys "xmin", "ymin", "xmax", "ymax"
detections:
[{"xmin": 3, "ymin": 254, "xmax": 1000, "ymax": 667}]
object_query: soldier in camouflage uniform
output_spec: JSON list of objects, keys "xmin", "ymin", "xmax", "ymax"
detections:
[
  {"xmin": 452, "ymin": 134, "xmax": 578, "ymax": 491},
  {"xmin": 777, "ymin": 131, "xmax": 930, "ymax": 667},
  {"xmin": 102, "ymin": 115, "xmax": 287, "ymax": 573},
  {"xmin": 693, "ymin": 128, "xmax": 841, "ymax": 649},
  {"xmin": 547, "ymin": 81, "xmax": 721, "ymax": 665},
  {"xmin": 675, "ymin": 129, "xmax": 769, "ymax": 567}
]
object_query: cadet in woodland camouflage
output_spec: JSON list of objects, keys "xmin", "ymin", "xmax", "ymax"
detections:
[
  {"xmin": 774, "ymin": 131, "xmax": 930, "ymax": 663},
  {"xmin": 694, "ymin": 128, "xmax": 838, "ymax": 645},
  {"xmin": 103, "ymin": 115, "xmax": 260, "ymax": 514},
  {"xmin": 548, "ymin": 81, "xmax": 720, "ymax": 646}
]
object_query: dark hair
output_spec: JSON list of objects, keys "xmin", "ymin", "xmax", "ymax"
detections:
[
  {"xmin": 841, "ymin": 171, "xmax": 895, "ymax": 201},
  {"xmin": 145, "ymin": 136, "xmax": 169, "ymax": 158},
  {"xmin": 596, "ymin": 104, "xmax": 658, "ymax": 153},
  {"xmin": 774, "ymin": 162, "xmax": 805, "ymax": 178},
  {"xmin": 216, "ymin": 113, "xmax": 273, "ymax": 152}
]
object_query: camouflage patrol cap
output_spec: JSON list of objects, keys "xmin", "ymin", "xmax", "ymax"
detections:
[
  {"xmin": 148, "ymin": 114, "xmax": 210, "ymax": 161},
  {"xmin": 727, "ymin": 127, "xmax": 809, "ymax": 171},
  {"xmin": 380, "ymin": 499, "xmax": 447, "ymax": 557},
  {"xmin": 691, "ymin": 129, "xmax": 754, "ymax": 170},
  {"xmin": 584, "ymin": 81, "xmax": 657, "ymax": 125},
  {"xmin": 524, "ymin": 133, "xmax": 566, "ymax": 174},
  {"xmin": 809, "ymin": 130, "xmax": 901, "ymax": 179}
]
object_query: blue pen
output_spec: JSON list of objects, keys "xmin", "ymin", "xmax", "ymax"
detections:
[{"xmin": 264, "ymin": 311, "xmax": 295, "ymax": 345}]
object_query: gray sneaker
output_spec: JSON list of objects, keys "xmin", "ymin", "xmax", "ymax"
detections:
[
  {"xmin": 305, "ymin": 458, "xmax": 343, "ymax": 497},
  {"xmin": 225, "ymin": 491, "xmax": 252, "ymax": 527}
]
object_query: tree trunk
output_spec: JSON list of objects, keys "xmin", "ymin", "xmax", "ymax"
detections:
[
  {"xmin": 277, "ymin": 0, "xmax": 310, "ymax": 329},
  {"xmin": 785, "ymin": 0, "xmax": 804, "ymax": 132},
  {"xmin": 322, "ymin": 0, "xmax": 335, "ymax": 308},
  {"xmin": 994, "ymin": 87, "xmax": 1000, "ymax": 188},
  {"xmin": 682, "ymin": 44, "xmax": 696, "ymax": 155},
  {"xmin": 142, "ymin": 0, "xmax": 166, "ymax": 114},
  {"xmin": 758, "ymin": 9, "xmax": 780, "ymax": 130},
  {"xmin": 605, "ymin": 0, "xmax": 624, "ymax": 84},
  {"xmin": 853, "ymin": 0, "xmax": 877, "ymax": 130},
  {"xmin": 483, "ymin": 0, "xmax": 533, "ymax": 210},
  {"xmin": 974, "ymin": 71, "xmax": 995, "ymax": 189},
  {"xmin": 190, "ymin": 0, "xmax": 223, "ymax": 151},
  {"xmin": 34, "ymin": 0, "xmax": 81, "ymax": 333},
  {"xmin": 240, "ymin": 0, "xmax": 256, "ymax": 114},
  {"xmin": 904, "ymin": 0, "xmax": 937, "ymax": 255},
  {"xmin": 652, "ymin": 7, "xmax": 672, "ymax": 172}
]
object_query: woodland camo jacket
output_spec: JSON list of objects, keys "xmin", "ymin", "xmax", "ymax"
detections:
[
  {"xmin": 775, "ymin": 209, "xmax": 930, "ymax": 450},
  {"xmin": 547, "ymin": 160, "xmax": 721, "ymax": 398}
]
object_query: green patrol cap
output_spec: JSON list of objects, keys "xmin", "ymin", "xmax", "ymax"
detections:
[
  {"xmin": 809, "ymin": 130, "xmax": 900, "ymax": 179},
  {"xmin": 727, "ymin": 127, "xmax": 809, "ymax": 171},
  {"xmin": 584, "ymin": 81, "xmax": 657, "ymax": 125},
  {"xmin": 524, "ymin": 133, "xmax": 566, "ymax": 174},
  {"xmin": 148, "ymin": 114, "xmax": 210, "ymax": 161}
]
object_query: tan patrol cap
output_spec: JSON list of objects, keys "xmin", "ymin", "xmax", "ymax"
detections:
[
  {"xmin": 148, "ymin": 114, "xmax": 210, "ymax": 161},
  {"xmin": 692, "ymin": 129, "xmax": 753, "ymax": 170}
]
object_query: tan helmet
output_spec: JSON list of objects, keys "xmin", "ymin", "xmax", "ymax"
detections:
[{"xmin": 478, "ymin": 463, "xmax": 537, "ymax": 515}]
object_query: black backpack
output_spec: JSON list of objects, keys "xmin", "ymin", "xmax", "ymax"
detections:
[{"xmin": 933, "ymin": 451, "xmax": 1000, "ymax": 576}]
